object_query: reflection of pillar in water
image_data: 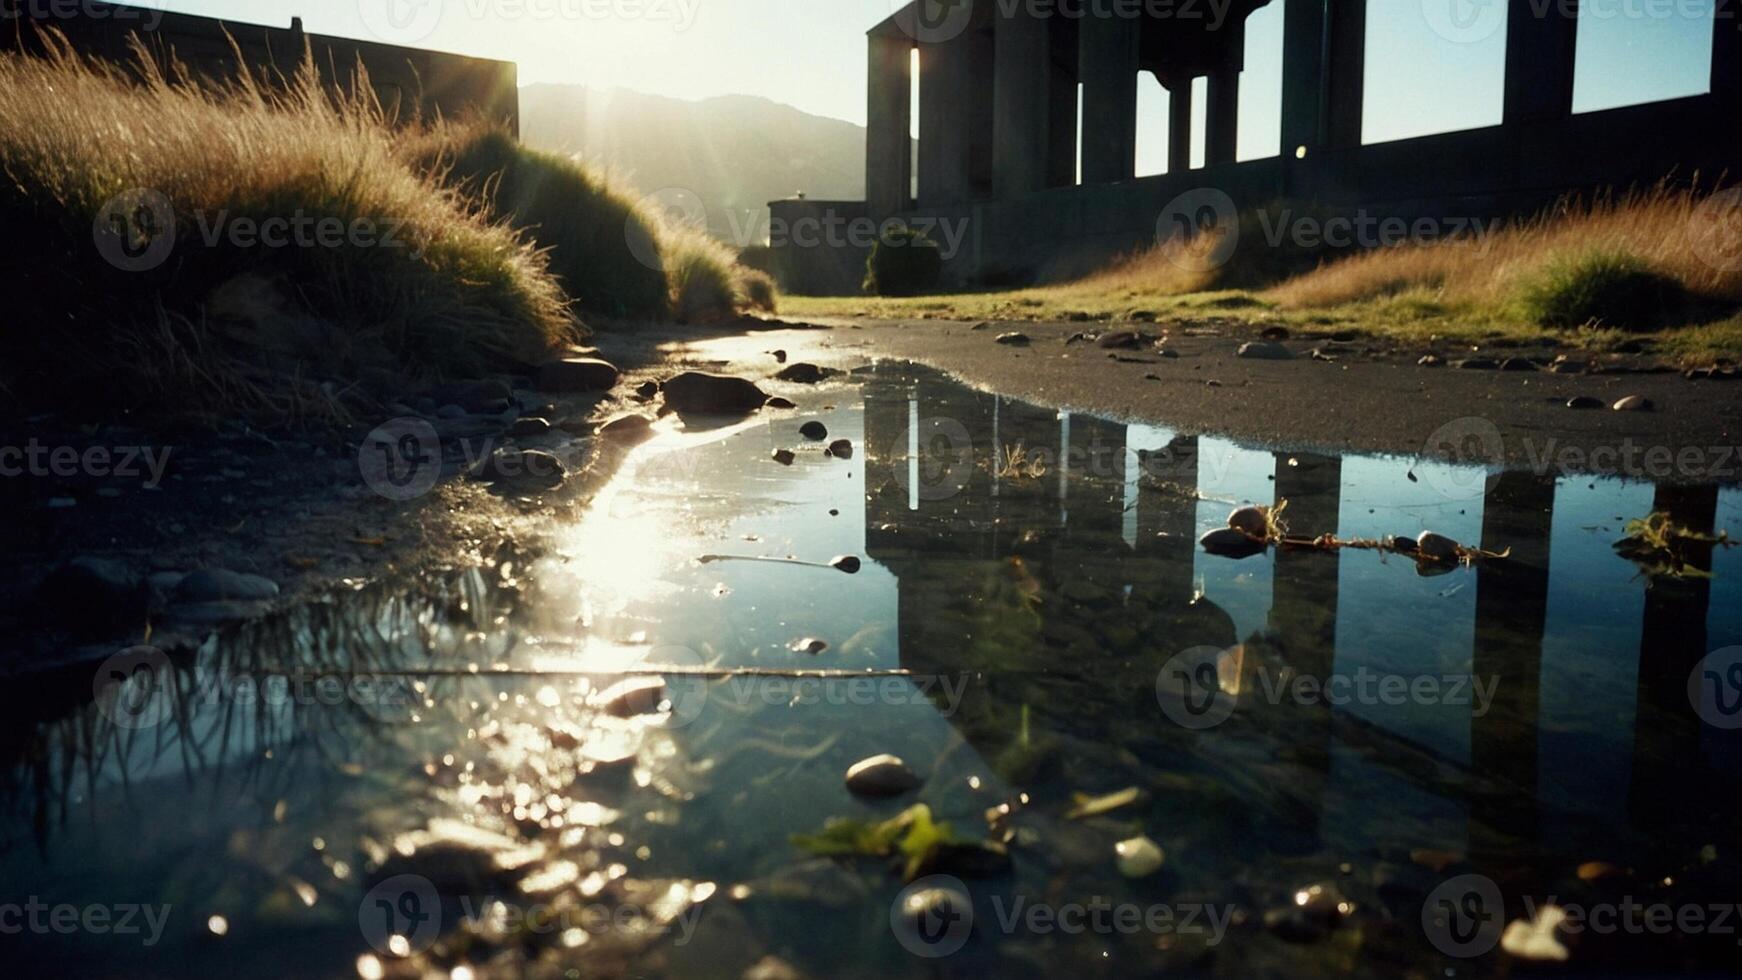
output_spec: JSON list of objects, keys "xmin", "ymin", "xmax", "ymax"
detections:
[
  {"xmin": 1469, "ymin": 471, "xmax": 1555, "ymax": 861},
  {"xmin": 1047, "ymin": 415, "xmax": 1130, "ymax": 627},
  {"xmin": 1270, "ymin": 452, "xmax": 1343, "ymax": 662},
  {"xmin": 992, "ymin": 399, "xmax": 1066, "ymax": 536},
  {"xmin": 1137, "ymin": 436, "xmax": 1201, "ymax": 602},
  {"xmin": 1262, "ymin": 452, "xmax": 1342, "ymax": 842},
  {"xmin": 1061, "ymin": 414, "xmax": 1128, "ymax": 541},
  {"xmin": 862, "ymin": 371, "xmax": 914, "ymax": 561},
  {"xmin": 913, "ymin": 374, "xmax": 1000, "ymax": 554},
  {"xmin": 1628, "ymin": 484, "xmax": 1721, "ymax": 829}
]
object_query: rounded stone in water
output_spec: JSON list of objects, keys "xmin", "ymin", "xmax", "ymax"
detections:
[
  {"xmin": 1227, "ymin": 505, "xmax": 1269, "ymax": 538},
  {"xmin": 830, "ymin": 555, "xmax": 862, "ymax": 574},
  {"xmin": 1416, "ymin": 531, "xmax": 1461, "ymax": 561},
  {"xmin": 800, "ymin": 421, "xmax": 829, "ymax": 440},
  {"xmin": 1200, "ymin": 527, "xmax": 1265, "ymax": 559},
  {"xmin": 1114, "ymin": 835, "xmax": 1165, "ymax": 878},
  {"xmin": 845, "ymin": 753, "xmax": 920, "ymax": 797}
]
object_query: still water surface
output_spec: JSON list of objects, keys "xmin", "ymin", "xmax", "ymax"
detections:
[{"xmin": 3, "ymin": 361, "xmax": 1740, "ymax": 977}]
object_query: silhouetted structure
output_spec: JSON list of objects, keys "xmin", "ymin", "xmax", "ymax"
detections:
[
  {"xmin": 0, "ymin": 1, "xmax": 519, "ymax": 133},
  {"xmin": 771, "ymin": 0, "xmax": 1742, "ymax": 293}
]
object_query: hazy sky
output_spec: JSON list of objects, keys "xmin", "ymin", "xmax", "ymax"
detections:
[{"xmin": 148, "ymin": 0, "xmax": 1719, "ymax": 172}]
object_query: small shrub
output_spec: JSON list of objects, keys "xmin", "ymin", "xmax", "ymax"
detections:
[
  {"xmin": 738, "ymin": 267, "xmax": 778, "ymax": 312},
  {"xmin": 1518, "ymin": 250, "xmax": 1686, "ymax": 331},
  {"xmin": 864, "ymin": 225, "xmax": 943, "ymax": 297},
  {"xmin": 659, "ymin": 223, "xmax": 740, "ymax": 322}
]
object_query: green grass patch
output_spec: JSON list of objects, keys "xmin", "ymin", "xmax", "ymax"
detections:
[
  {"xmin": 1516, "ymin": 250, "xmax": 1686, "ymax": 332},
  {"xmin": 863, "ymin": 225, "xmax": 943, "ymax": 297}
]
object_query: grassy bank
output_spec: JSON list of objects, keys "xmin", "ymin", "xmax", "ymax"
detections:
[
  {"xmin": 0, "ymin": 36, "xmax": 774, "ymax": 422},
  {"xmin": 0, "ymin": 36, "xmax": 575, "ymax": 420},
  {"xmin": 402, "ymin": 122, "xmax": 776, "ymax": 323},
  {"xmin": 787, "ymin": 188, "xmax": 1742, "ymax": 365}
]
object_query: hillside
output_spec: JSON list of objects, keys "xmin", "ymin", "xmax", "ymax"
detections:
[{"xmin": 519, "ymin": 83, "xmax": 866, "ymax": 244}]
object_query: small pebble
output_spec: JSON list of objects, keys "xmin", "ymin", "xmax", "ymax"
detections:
[
  {"xmin": 799, "ymin": 421, "xmax": 828, "ymax": 440},
  {"xmin": 1501, "ymin": 905, "xmax": 1570, "ymax": 962},
  {"xmin": 1416, "ymin": 531, "xmax": 1461, "ymax": 561},
  {"xmin": 1227, "ymin": 506, "xmax": 1269, "ymax": 538},
  {"xmin": 826, "ymin": 439, "xmax": 854, "ymax": 458},
  {"xmin": 1114, "ymin": 836, "xmax": 1166, "ymax": 878},
  {"xmin": 1612, "ymin": 395, "xmax": 1652, "ymax": 412},
  {"xmin": 830, "ymin": 555, "xmax": 862, "ymax": 574},
  {"xmin": 844, "ymin": 754, "xmax": 920, "ymax": 797},
  {"xmin": 771, "ymin": 449, "xmax": 796, "ymax": 466}
]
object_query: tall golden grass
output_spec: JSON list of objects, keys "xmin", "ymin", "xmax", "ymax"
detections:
[
  {"xmin": 0, "ymin": 33, "xmax": 575, "ymax": 402},
  {"xmin": 0, "ymin": 32, "xmax": 775, "ymax": 419},
  {"xmin": 1267, "ymin": 185, "xmax": 1742, "ymax": 316}
]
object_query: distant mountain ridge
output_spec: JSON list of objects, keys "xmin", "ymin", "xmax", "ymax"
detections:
[{"xmin": 518, "ymin": 83, "xmax": 866, "ymax": 245}]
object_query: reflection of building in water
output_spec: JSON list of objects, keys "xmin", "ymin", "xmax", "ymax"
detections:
[
  {"xmin": 861, "ymin": 366, "xmax": 1737, "ymax": 856},
  {"xmin": 1630, "ymin": 484, "xmax": 1727, "ymax": 830},
  {"xmin": 1469, "ymin": 472, "xmax": 1555, "ymax": 861}
]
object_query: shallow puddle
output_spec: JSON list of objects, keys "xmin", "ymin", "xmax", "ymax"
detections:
[{"xmin": 4, "ymin": 361, "xmax": 1741, "ymax": 977}]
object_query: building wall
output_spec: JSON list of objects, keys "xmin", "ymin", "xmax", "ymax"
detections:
[
  {"xmin": 772, "ymin": 1, "xmax": 1742, "ymax": 295},
  {"xmin": 0, "ymin": 1, "xmax": 519, "ymax": 134}
]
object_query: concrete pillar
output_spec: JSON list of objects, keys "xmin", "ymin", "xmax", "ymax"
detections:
[
  {"xmin": 1280, "ymin": 0, "xmax": 1327, "ymax": 154},
  {"xmin": 1503, "ymin": 0, "xmax": 1579, "ymax": 125},
  {"xmin": 1167, "ymin": 81, "xmax": 1193, "ymax": 173},
  {"xmin": 1714, "ymin": 0, "xmax": 1742, "ymax": 101},
  {"xmin": 1047, "ymin": 56, "xmax": 1080, "ymax": 188},
  {"xmin": 1079, "ymin": 15, "xmax": 1139, "ymax": 184},
  {"xmin": 993, "ymin": 7, "xmax": 1050, "ymax": 199},
  {"xmin": 1325, "ymin": 0, "xmax": 1366, "ymax": 148},
  {"xmin": 866, "ymin": 31, "xmax": 913, "ymax": 219},
  {"xmin": 919, "ymin": 21, "xmax": 994, "ymax": 207},
  {"xmin": 1205, "ymin": 68, "xmax": 1240, "ymax": 167}
]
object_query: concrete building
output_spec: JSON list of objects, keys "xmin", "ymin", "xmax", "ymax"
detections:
[
  {"xmin": 0, "ymin": 0, "xmax": 518, "ymax": 133},
  {"xmin": 771, "ymin": 0, "xmax": 1742, "ymax": 294}
]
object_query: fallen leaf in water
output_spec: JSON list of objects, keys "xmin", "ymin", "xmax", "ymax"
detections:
[
  {"xmin": 1065, "ymin": 786, "xmax": 1147, "ymax": 820},
  {"xmin": 1410, "ymin": 848, "xmax": 1464, "ymax": 873},
  {"xmin": 1501, "ymin": 905, "xmax": 1570, "ymax": 961}
]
